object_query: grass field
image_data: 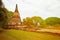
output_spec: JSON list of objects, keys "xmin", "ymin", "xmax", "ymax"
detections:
[{"xmin": 0, "ymin": 30, "xmax": 60, "ymax": 40}]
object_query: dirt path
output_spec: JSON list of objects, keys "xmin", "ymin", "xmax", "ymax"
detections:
[{"xmin": 36, "ymin": 28, "xmax": 60, "ymax": 34}]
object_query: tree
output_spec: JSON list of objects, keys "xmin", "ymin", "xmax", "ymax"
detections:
[
  {"xmin": 23, "ymin": 16, "xmax": 46, "ymax": 28},
  {"xmin": 31, "ymin": 16, "xmax": 46, "ymax": 27},
  {"xmin": 0, "ymin": 0, "xmax": 4, "ymax": 8},
  {"xmin": 7, "ymin": 11, "xmax": 13, "ymax": 21},
  {"xmin": 0, "ymin": 0, "xmax": 8, "ymax": 28},
  {"xmin": 23, "ymin": 17, "xmax": 33, "ymax": 26},
  {"xmin": 0, "ymin": 0, "xmax": 14, "ymax": 28},
  {"xmin": 31, "ymin": 16, "xmax": 42, "ymax": 26},
  {"xmin": 45, "ymin": 17, "xmax": 60, "ymax": 26},
  {"xmin": 0, "ymin": 8, "xmax": 8, "ymax": 28}
]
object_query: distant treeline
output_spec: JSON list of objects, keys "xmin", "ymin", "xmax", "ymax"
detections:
[{"xmin": 22, "ymin": 16, "xmax": 60, "ymax": 28}]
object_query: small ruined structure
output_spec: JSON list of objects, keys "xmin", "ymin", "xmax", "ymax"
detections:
[{"xmin": 7, "ymin": 4, "xmax": 22, "ymax": 29}]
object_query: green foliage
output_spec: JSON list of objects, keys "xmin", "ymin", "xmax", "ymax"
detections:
[
  {"xmin": 45, "ymin": 17, "xmax": 60, "ymax": 26},
  {"xmin": 0, "ymin": 0, "xmax": 4, "ymax": 8},
  {"xmin": 0, "ymin": 9, "xmax": 13, "ymax": 28},
  {"xmin": 23, "ymin": 16, "xmax": 60, "ymax": 28},
  {"xmin": 0, "ymin": 7, "xmax": 8, "ymax": 28},
  {"xmin": 23, "ymin": 16, "xmax": 46, "ymax": 27},
  {"xmin": 23, "ymin": 17, "xmax": 33, "ymax": 27},
  {"xmin": 0, "ymin": 0, "xmax": 13, "ymax": 28},
  {"xmin": 7, "ymin": 11, "xmax": 13, "ymax": 21},
  {"xmin": 31, "ymin": 16, "xmax": 43, "ymax": 26}
]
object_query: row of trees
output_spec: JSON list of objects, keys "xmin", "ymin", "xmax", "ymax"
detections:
[{"xmin": 22, "ymin": 16, "xmax": 60, "ymax": 28}]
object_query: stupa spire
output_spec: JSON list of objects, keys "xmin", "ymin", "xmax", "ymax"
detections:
[{"xmin": 15, "ymin": 4, "xmax": 19, "ymax": 13}]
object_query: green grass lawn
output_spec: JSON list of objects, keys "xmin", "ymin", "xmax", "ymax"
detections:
[{"xmin": 0, "ymin": 30, "xmax": 60, "ymax": 40}]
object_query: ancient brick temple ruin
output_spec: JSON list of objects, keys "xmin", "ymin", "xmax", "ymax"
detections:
[{"xmin": 7, "ymin": 4, "xmax": 22, "ymax": 29}]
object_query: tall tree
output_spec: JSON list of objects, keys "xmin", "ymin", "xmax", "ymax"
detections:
[
  {"xmin": 0, "ymin": 0, "xmax": 8, "ymax": 28},
  {"xmin": 0, "ymin": 0, "xmax": 4, "ymax": 8}
]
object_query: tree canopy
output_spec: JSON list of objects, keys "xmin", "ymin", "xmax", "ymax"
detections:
[
  {"xmin": 23, "ymin": 16, "xmax": 46, "ymax": 27},
  {"xmin": 23, "ymin": 16, "xmax": 60, "ymax": 28},
  {"xmin": 0, "ymin": 0, "xmax": 4, "ymax": 8},
  {"xmin": 45, "ymin": 17, "xmax": 60, "ymax": 26},
  {"xmin": 0, "ymin": 0, "xmax": 13, "ymax": 28}
]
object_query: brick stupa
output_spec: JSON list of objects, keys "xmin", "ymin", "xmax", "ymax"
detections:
[{"xmin": 8, "ymin": 4, "xmax": 21, "ymax": 29}]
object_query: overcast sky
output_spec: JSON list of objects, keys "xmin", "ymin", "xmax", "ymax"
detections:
[{"xmin": 2, "ymin": 0, "xmax": 60, "ymax": 20}]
